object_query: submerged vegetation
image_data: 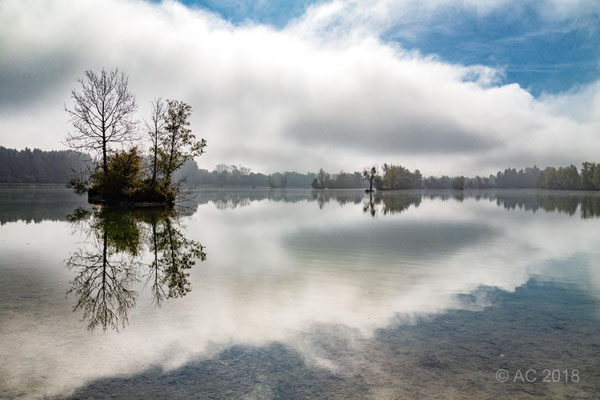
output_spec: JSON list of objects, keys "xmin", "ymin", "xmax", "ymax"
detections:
[{"xmin": 64, "ymin": 69, "xmax": 206, "ymax": 205}]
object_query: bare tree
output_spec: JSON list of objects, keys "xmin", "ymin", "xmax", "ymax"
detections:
[
  {"xmin": 65, "ymin": 68, "xmax": 138, "ymax": 172},
  {"xmin": 214, "ymin": 163, "xmax": 229, "ymax": 174},
  {"xmin": 239, "ymin": 166, "xmax": 251, "ymax": 176},
  {"xmin": 145, "ymin": 98, "xmax": 166, "ymax": 186}
]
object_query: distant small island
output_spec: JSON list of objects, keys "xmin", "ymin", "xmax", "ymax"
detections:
[{"xmin": 63, "ymin": 69, "xmax": 206, "ymax": 206}]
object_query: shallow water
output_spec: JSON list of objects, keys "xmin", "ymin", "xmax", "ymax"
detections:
[{"xmin": 0, "ymin": 187, "xmax": 599, "ymax": 399}]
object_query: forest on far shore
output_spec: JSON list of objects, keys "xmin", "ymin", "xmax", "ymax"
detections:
[{"xmin": 1, "ymin": 146, "xmax": 600, "ymax": 191}]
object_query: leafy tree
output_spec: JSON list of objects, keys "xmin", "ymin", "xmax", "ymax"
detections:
[
  {"xmin": 94, "ymin": 148, "xmax": 145, "ymax": 201},
  {"xmin": 65, "ymin": 69, "xmax": 137, "ymax": 172},
  {"xmin": 381, "ymin": 163, "xmax": 413, "ymax": 189},
  {"xmin": 412, "ymin": 169, "xmax": 423, "ymax": 188},
  {"xmin": 452, "ymin": 176, "xmax": 465, "ymax": 190},
  {"xmin": 581, "ymin": 162, "xmax": 596, "ymax": 190},
  {"xmin": 159, "ymin": 100, "xmax": 207, "ymax": 188},
  {"xmin": 312, "ymin": 168, "xmax": 330, "ymax": 189},
  {"xmin": 556, "ymin": 165, "xmax": 580, "ymax": 189},
  {"xmin": 544, "ymin": 167, "xmax": 558, "ymax": 189},
  {"xmin": 593, "ymin": 164, "xmax": 600, "ymax": 190}
]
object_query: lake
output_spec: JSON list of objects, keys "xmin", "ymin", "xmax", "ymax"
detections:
[{"xmin": 0, "ymin": 187, "xmax": 599, "ymax": 399}]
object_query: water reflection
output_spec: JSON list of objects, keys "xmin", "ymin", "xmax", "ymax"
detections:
[
  {"xmin": 363, "ymin": 193, "xmax": 377, "ymax": 216},
  {"xmin": 1, "ymin": 188, "xmax": 600, "ymax": 399},
  {"xmin": 3, "ymin": 188, "xmax": 600, "ymax": 224},
  {"xmin": 65, "ymin": 207, "xmax": 206, "ymax": 331},
  {"xmin": 192, "ymin": 189, "xmax": 600, "ymax": 219},
  {"xmin": 0, "ymin": 186, "xmax": 88, "ymax": 225},
  {"xmin": 363, "ymin": 191, "xmax": 423, "ymax": 216},
  {"xmin": 488, "ymin": 191, "xmax": 600, "ymax": 218},
  {"xmin": 66, "ymin": 280, "xmax": 600, "ymax": 400}
]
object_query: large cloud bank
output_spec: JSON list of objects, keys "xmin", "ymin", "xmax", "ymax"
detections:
[{"xmin": 0, "ymin": 0, "xmax": 598, "ymax": 175}]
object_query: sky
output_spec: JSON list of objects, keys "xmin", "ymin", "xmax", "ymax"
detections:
[{"xmin": 0, "ymin": 0, "xmax": 599, "ymax": 176}]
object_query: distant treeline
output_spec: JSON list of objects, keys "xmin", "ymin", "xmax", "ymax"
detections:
[
  {"xmin": 2, "ymin": 146, "xmax": 600, "ymax": 191},
  {"xmin": 466, "ymin": 164, "xmax": 600, "ymax": 190},
  {"xmin": 176, "ymin": 162, "xmax": 369, "ymax": 189},
  {"xmin": 358, "ymin": 163, "xmax": 600, "ymax": 191},
  {"xmin": 0, "ymin": 146, "xmax": 89, "ymax": 184},
  {"xmin": 184, "ymin": 161, "xmax": 600, "ymax": 191}
]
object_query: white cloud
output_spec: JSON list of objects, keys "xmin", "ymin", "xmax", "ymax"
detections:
[{"xmin": 0, "ymin": 0, "xmax": 598, "ymax": 176}]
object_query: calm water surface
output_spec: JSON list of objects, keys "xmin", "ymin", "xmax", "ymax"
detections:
[{"xmin": 0, "ymin": 187, "xmax": 599, "ymax": 399}]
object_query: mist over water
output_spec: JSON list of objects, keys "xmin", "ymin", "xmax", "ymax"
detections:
[{"xmin": 0, "ymin": 188, "xmax": 599, "ymax": 399}]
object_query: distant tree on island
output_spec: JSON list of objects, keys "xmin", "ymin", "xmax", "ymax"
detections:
[
  {"xmin": 378, "ymin": 163, "xmax": 416, "ymax": 190},
  {"xmin": 361, "ymin": 163, "xmax": 423, "ymax": 191},
  {"xmin": 362, "ymin": 166, "xmax": 378, "ymax": 192}
]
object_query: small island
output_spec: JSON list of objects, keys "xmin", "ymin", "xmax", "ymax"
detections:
[{"xmin": 64, "ymin": 69, "xmax": 206, "ymax": 206}]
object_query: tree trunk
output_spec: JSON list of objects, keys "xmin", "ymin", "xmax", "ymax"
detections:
[
  {"xmin": 102, "ymin": 115, "xmax": 107, "ymax": 172},
  {"xmin": 103, "ymin": 141, "xmax": 107, "ymax": 173},
  {"xmin": 151, "ymin": 145, "xmax": 157, "ymax": 186}
]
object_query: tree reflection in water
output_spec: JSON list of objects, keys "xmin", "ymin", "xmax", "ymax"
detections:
[
  {"xmin": 189, "ymin": 189, "xmax": 600, "ymax": 220},
  {"xmin": 146, "ymin": 214, "xmax": 206, "ymax": 307},
  {"xmin": 363, "ymin": 192, "xmax": 423, "ymax": 217},
  {"xmin": 65, "ymin": 207, "xmax": 205, "ymax": 331}
]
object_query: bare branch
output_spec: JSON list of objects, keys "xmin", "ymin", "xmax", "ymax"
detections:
[{"xmin": 64, "ymin": 68, "xmax": 138, "ymax": 171}]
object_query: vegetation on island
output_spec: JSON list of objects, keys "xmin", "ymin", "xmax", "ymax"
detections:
[{"xmin": 64, "ymin": 69, "xmax": 206, "ymax": 205}]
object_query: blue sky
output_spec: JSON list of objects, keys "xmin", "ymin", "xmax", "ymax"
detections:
[
  {"xmin": 173, "ymin": 0, "xmax": 599, "ymax": 95},
  {"xmin": 177, "ymin": 0, "xmax": 324, "ymax": 28}
]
